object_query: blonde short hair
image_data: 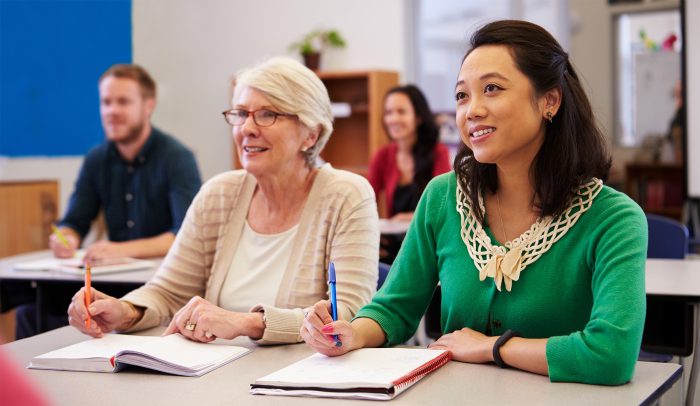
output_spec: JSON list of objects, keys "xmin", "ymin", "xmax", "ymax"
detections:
[{"xmin": 234, "ymin": 57, "xmax": 333, "ymax": 168}]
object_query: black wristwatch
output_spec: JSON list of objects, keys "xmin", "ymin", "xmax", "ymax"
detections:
[{"xmin": 493, "ymin": 329, "xmax": 521, "ymax": 368}]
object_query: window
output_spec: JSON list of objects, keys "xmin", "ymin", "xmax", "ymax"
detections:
[
  {"xmin": 614, "ymin": 9, "xmax": 681, "ymax": 147},
  {"xmin": 413, "ymin": 0, "xmax": 570, "ymax": 113}
]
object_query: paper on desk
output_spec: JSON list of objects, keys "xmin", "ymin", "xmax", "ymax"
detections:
[{"xmin": 12, "ymin": 250, "xmax": 155, "ymax": 275}]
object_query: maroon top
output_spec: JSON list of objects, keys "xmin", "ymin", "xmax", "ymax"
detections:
[{"xmin": 368, "ymin": 143, "xmax": 452, "ymax": 217}]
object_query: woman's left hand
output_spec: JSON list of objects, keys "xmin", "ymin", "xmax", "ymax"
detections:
[
  {"xmin": 163, "ymin": 296, "xmax": 256, "ymax": 342},
  {"xmin": 428, "ymin": 327, "xmax": 498, "ymax": 363}
]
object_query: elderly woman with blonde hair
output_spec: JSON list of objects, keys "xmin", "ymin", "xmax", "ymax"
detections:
[{"xmin": 67, "ymin": 57, "xmax": 380, "ymax": 344}]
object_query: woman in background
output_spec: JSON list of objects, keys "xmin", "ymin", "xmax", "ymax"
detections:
[{"xmin": 368, "ymin": 85, "xmax": 451, "ymax": 262}]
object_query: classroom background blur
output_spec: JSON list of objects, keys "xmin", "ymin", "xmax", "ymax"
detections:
[{"xmin": 0, "ymin": 0, "xmax": 692, "ymax": 340}]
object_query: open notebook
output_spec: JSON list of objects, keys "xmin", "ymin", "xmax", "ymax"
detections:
[
  {"xmin": 12, "ymin": 250, "xmax": 155, "ymax": 275},
  {"xmin": 250, "ymin": 348, "xmax": 451, "ymax": 400},
  {"xmin": 28, "ymin": 333, "xmax": 250, "ymax": 377}
]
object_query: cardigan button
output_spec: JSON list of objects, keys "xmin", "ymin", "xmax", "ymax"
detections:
[{"xmin": 493, "ymin": 319, "xmax": 502, "ymax": 328}]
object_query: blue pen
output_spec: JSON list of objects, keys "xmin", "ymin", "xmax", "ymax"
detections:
[{"xmin": 328, "ymin": 262, "xmax": 342, "ymax": 347}]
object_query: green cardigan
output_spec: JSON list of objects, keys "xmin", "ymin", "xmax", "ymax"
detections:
[{"xmin": 355, "ymin": 172, "xmax": 647, "ymax": 385}]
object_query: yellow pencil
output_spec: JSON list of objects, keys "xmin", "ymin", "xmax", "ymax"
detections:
[{"xmin": 51, "ymin": 224, "xmax": 70, "ymax": 248}]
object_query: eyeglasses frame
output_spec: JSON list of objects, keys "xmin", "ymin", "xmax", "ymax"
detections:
[{"xmin": 221, "ymin": 108, "xmax": 298, "ymax": 127}]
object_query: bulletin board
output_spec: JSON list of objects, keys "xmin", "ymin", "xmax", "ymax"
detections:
[{"xmin": 0, "ymin": 0, "xmax": 132, "ymax": 157}]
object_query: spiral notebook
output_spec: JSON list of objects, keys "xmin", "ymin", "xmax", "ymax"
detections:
[{"xmin": 250, "ymin": 348, "xmax": 451, "ymax": 400}]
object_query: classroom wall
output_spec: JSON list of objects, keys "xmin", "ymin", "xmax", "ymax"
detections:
[
  {"xmin": 1, "ymin": 0, "xmax": 681, "ymax": 217},
  {"xmin": 132, "ymin": 0, "xmax": 407, "ymax": 183},
  {"xmin": 0, "ymin": 0, "xmax": 408, "ymax": 216},
  {"xmin": 0, "ymin": 0, "xmax": 132, "ymax": 216}
]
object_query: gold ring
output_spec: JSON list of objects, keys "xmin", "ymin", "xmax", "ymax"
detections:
[{"xmin": 185, "ymin": 321, "xmax": 196, "ymax": 331}]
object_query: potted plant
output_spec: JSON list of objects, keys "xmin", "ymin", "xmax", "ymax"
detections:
[{"xmin": 289, "ymin": 29, "xmax": 346, "ymax": 71}]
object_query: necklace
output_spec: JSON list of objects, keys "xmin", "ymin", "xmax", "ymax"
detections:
[
  {"xmin": 486, "ymin": 190, "xmax": 536, "ymax": 291},
  {"xmin": 496, "ymin": 191, "xmax": 508, "ymax": 244}
]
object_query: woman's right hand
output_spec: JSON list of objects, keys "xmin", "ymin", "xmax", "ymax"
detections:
[
  {"xmin": 300, "ymin": 300, "xmax": 358, "ymax": 356},
  {"xmin": 67, "ymin": 287, "xmax": 134, "ymax": 337},
  {"xmin": 49, "ymin": 233, "xmax": 79, "ymax": 258}
]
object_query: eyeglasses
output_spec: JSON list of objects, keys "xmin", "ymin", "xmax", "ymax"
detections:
[{"xmin": 221, "ymin": 109, "xmax": 297, "ymax": 127}]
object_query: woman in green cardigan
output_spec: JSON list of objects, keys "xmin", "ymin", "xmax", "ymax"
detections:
[{"xmin": 301, "ymin": 19, "xmax": 647, "ymax": 386}]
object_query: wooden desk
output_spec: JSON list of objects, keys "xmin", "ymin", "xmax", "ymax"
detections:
[
  {"xmin": 646, "ymin": 258, "xmax": 700, "ymax": 406},
  {"xmin": 1, "ymin": 327, "xmax": 682, "ymax": 405},
  {"xmin": 0, "ymin": 251, "xmax": 159, "ymax": 333}
]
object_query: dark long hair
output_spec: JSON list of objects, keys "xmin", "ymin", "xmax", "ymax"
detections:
[
  {"xmin": 455, "ymin": 20, "xmax": 611, "ymax": 224},
  {"xmin": 383, "ymin": 85, "xmax": 440, "ymax": 193}
]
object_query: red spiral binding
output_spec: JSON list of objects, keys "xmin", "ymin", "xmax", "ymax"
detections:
[{"xmin": 392, "ymin": 351, "xmax": 452, "ymax": 391}]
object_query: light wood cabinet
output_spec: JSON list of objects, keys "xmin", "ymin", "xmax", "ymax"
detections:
[
  {"xmin": 318, "ymin": 71, "xmax": 399, "ymax": 176},
  {"xmin": 0, "ymin": 181, "xmax": 58, "ymax": 257}
]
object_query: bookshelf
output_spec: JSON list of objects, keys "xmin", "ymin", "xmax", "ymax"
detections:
[
  {"xmin": 317, "ymin": 71, "xmax": 399, "ymax": 176},
  {"xmin": 625, "ymin": 163, "xmax": 684, "ymax": 220}
]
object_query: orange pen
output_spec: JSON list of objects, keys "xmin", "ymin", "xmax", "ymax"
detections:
[{"xmin": 84, "ymin": 262, "xmax": 92, "ymax": 328}]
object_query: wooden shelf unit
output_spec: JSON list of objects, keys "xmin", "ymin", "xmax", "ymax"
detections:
[
  {"xmin": 317, "ymin": 70, "xmax": 399, "ymax": 176},
  {"xmin": 625, "ymin": 163, "xmax": 684, "ymax": 220}
]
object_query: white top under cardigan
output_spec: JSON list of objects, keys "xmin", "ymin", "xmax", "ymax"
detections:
[
  {"xmin": 120, "ymin": 164, "xmax": 380, "ymax": 344},
  {"xmin": 219, "ymin": 222, "xmax": 299, "ymax": 312}
]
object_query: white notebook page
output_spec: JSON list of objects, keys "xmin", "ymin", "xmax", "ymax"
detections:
[{"xmin": 256, "ymin": 348, "xmax": 448, "ymax": 389}]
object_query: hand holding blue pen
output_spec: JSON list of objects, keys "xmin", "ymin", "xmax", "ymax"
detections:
[{"xmin": 328, "ymin": 262, "xmax": 342, "ymax": 347}]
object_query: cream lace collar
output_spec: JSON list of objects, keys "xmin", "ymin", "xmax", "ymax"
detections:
[{"xmin": 456, "ymin": 179, "xmax": 603, "ymax": 292}]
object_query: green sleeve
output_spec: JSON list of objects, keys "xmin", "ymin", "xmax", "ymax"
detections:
[
  {"xmin": 546, "ymin": 195, "xmax": 647, "ymax": 385},
  {"xmin": 354, "ymin": 175, "xmax": 449, "ymax": 345}
]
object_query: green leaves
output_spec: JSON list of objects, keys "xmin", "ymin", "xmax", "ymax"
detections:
[{"xmin": 289, "ymin": 29, "xmax": 347, "ymax": 56}]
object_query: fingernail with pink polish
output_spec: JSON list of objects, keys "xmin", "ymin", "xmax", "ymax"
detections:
[{"xmin": 322, "ymin": 324, "xmax": 333, "ymax": 333}]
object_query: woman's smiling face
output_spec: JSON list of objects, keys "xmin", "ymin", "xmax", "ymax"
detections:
[
  {"xmin": 455, "ymin": 44, "xmax": 549, "ymax": 168},
  {"xmin": 383, "ymin": 92, "xmax": 419, "ymax": 143},
  {"xmin": 232, "ymin": 86, "xmax": 312, "ymax": 177}
]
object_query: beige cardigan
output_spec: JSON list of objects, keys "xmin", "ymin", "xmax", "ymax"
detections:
[{"xmin": 121, "ymin": 164, "xmax": 379, "ymax": 344}]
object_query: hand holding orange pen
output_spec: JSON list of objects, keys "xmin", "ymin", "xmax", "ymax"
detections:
[{"xmin": 84, "ymin": 262, "xmax": 92, "ymax": 329}]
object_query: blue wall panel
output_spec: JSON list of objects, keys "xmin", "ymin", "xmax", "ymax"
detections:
[{"xmin": 1, "ymin": 0, "xmax": 132, "ymax": 156}]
